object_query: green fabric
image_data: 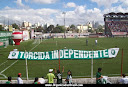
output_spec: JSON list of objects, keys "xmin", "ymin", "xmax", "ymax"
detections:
[
  {"xmin": 6, "ymin": 81, "xmax": 11, "ymax": 84},
  {"xmin": 46, "ymin": 73, "xmax": 55, "ymax": 83},
  {"xmin": 96, "ymin": 72, "xmax": 102, "ymax": 84},
  {"xmin": 9, "ymin": 48, "xmax": 120, "ymax": 60},
  {"xmin": 34, "ymin": 82, "xmax": 38, "ymax": 84},
  {"xmin": 101, "ymin": 78, "xmax": 107, "ymax": 84},
  {"xmin": 56, "ymin": 73, "xmax": 62, "ymax": 84},
  {"xmin": 17, "ymin": 49, "xmax": 109, "ymax": 60},
  {"xmin": 0, "ymin": 31, "xmax": 12, "ymax": 46}
]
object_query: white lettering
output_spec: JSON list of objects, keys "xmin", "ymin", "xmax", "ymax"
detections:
[
  {"xmin": 45, "ymin": 52, "xmax": 50, "ymax": 59},
  {"xmin": 94, "ymin": 51, "xmax": 98, "ymax": 58},
  {"xmin": 64, "ymin": 49, "xmax": 68, "ymax": 58},
  {"xmin": 84, "ymin": 51, "xmax": 88, "ymax": 58},
  {"xmin": 103, "ymin": 50, "xmax": 108, "ymax": 57},
  {"xmin": 54, "ymin": 50, "xmax": 58, "ymax": 59},
  {"xmin": 24, "ymin": 52, "xmax": 28, "ymax": 59},
  {"xmin": 52, "ymin": 51, "xmax": 54, "ymax": 59},
  {"xmin": 34, "ymin": 52, "xmax": 38, "ymax": 59},
  {"xmin": 79, "ymin": 51, "xmax": 83, "ymax": 58},
  {"xmin": 29, "ymin": 52, "xmax": 33, "ymax": 59},
  {"xmin": 69, "ymin": 49, "xmax": 73, "ymax": 58},
  {"xmin": 74, "ymin": 50, "xmax": 78, "ymax": 58},
  {"xmin": 60, "ymin": 50, "xmax": 63, "ymax": 58},
  {"xmin": 89, "ymin": 51, "xmax": 93, "ymax": 58},
  {"xmin": 38, "ymin": 52, "xmax": 42, "ymax": 59},
  {"xmin": 99, "ymin": 50, "xmax": 103, "ymax": 58},
  {"xmin": 20, "ymin": 52, "xmax": 24, "ymax": 58},
  {"xmin": 41, "ymin": 52, "xmax": 45, "ymax": 59}
]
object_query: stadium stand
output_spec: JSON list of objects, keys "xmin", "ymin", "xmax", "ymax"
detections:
[{"xmin": 104, "ymin": 12, "xmax": 128, "ymax": 36}]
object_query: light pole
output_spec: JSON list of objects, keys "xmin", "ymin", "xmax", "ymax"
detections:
[{"xmin": 62, "ymin": 12, "xmax": 66, "ymax": 38}]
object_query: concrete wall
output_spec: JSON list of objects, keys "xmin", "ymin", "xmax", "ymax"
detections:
[{"xmin": 0, "ymin": 77, "xmax": 122, "ymax": 84}]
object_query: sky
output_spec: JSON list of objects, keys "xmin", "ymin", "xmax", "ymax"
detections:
[{"xmin": 0, "ymin": 0, "xmax": 128, "ymax": 26}]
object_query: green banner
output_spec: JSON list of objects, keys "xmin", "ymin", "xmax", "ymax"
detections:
[
  {"xmin": 8, "ymin": 48, "xmax": 119, "ymax": 60},
  {"xmin": 0, "ymin": 31, "xmax": 13, "ymax": 46},
  {"xmin": 0, "ymin": 31, "xmax": 12, "ymax": 38}
]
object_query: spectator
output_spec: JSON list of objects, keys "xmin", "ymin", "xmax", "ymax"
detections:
[
  {"xmin": 54, "ymin": 66, "xmax": 64, "ymax": 84},
  {"xmin": 65, "ymin": 70, "xmax": 72, "ymax": 84},
  {"xmin": 38, "ymin": 76, "xmax": 45, "ymax": 84},
  {"xmin": 119, "ymin": 74, "xmax": 128, "ymax": 84},
  {"xmin": 46, "ymin": 69, "xmax": 55, "ymax": 84},
  {"xmin": 33, "ymin": 77, "xmax": 40, "ymax": 84},
  {"xmin": 96, "ymin": 68, "xmax": 103, "ymax": 84},
  {"xmin": 6, "ymin": 76, "xmax": 12, "ymax": 84},
  {"xmin": 17, "ymin": 73, "xmax": 23, "ymax": 84}
]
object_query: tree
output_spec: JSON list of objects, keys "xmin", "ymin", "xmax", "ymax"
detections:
[
  {"xmin": 88, "ymin": 28, "xmax": 94, "ymax": 33},
  {"xmin": 47, "ymin": 25, "xmax": 54, "ymax": 33},
  {"xmin": 56, "ymin": 24, "xmax": 59, "ymax": 27},
  {"xmin": 66, "ymin": 27, "xmax": 70, "ymax": 31},
  {"xmin": 67, "ymin": 24, "xmax": 77, "ymax": 32},
  {"xmin": 54, "ymin": 24, "xmax": 64, "ymax": 33},
  {"xmin": 95, "ymin": 29, "xmax": 99, "ymax": 33},
  {"xmin": 74, "ymin": 29, "xmax": 79, "ymax": 33},
  {"xmin": 70, "ymin": 24, "xmax": 76, "ymax": 29},
  {"xmin": 88, "ymin": 26, "xmax": 93, "ymax": 33},
  {"xmin": 97, "ymin": 25, "xmax": 104, "ymax": 32},
  {"xmin": 51, "ymin": 27, "xmax": 59, "ymax": 33},
  {"xmin": 12, "ymin": 23, "xmax": 19, "ymax": 29},
  {"xmin": 36, "ymin": 26, "xmax": 43, "ymax": 32},
  {"xmin": 53, "ymin": 25, "xmax": 65, "ymax": 33},
  {"xmin": 57, "ymin": 26, "xmax": 65, "ymax": 33},
  {"xmin": 44, "ymin": 24, "xmax": 65, "ymax": 33},
  {"xmin": 0, "ymin": 25, "xmax": 3, "ymax": 31}
]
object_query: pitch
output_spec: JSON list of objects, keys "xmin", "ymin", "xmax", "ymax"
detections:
[{"xmin": 0, "ymin": 37, "xmax": 127, "ymax": 80}]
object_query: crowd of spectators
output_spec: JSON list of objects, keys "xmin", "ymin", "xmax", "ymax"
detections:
[
  {"xmin": 107, "ymin": 22, "xmax": 128, "ymax": 32},
  {"xmin": 4, "ymin": 67, "xmax": 128, "ymax": 84}
]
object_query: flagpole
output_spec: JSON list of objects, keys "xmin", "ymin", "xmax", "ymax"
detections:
[
  {"xmin": 59, "ymin": 50, "xmax": 60, "ymax": 71},
  {"xmin": 25, "ymin": 50, "xmax": 29, "ymax": 80},
  {"xmin": 121, "ymin": 48, "xmax": 123, "ymax": 76},
  {"xmin": 91, "ymin": 49, "xmax": 93, "ymax": 79}
]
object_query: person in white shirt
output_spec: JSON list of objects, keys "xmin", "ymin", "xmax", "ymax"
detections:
[
  {"xmin": 119, "ymin": 74, "xmax": 128, "ymax": 84},
  {"xmin": 65, "ymin": 70, "xmax": 72, "ymax": 84},
  {"xmin": 95, "ymin": 39, "xmax": 98, "ymax": 46},
  {"xmin": 38, "ymin": 76, "xmax": 45, "ymax": 84},
  {"xmin": 17, "ymin": 73, "xmax": 23, "ymax": 84}
]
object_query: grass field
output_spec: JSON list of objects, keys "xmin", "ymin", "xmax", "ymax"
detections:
[{"xmin": 0, "ymin": 37, "xmax": 128, "ymax": 80}]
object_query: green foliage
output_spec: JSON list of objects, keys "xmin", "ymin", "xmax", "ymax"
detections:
[
  {"xmin": 56, "ymin": 24, "xmax": 59, "ymax": 27},
  {"xmin": 88, "ymin": 29, "xmax": 94, "ymax": 33},
  {"xmin": 44, "ymin": 24, "xmax": 77, "ymax": 33},
  {"xmin": 12, "ymin": 23, "xmax": 19, "ymax": 29},
  {"xmin": 54, "ymin": 25, "xmax": 65, "ymax": 33},
  {"xmin": 0, "ymin": 25, "xmax": 3, "ymax": 31},
  {"xmin": 75, "ymin": 29, "xmax": 79, "ymax": 33},
  {"xmin": 47, "ymin": 25, "xmax": 54, "ymax": 32},
  {"xmin": 44, "ymin": 25, "xmax": 65, "ymax": 33},
  {"xmin": 70, "ymin": 24, "xmax": 76, "ymax": 29},
  {"xmin": 97, "ymin": 25, "xmax": 104, "ymax": 33},
  {"xmin": 67, "ymin": 24, "xmax": 78, "ymax": 33},
  {"xmin": 95, "ymin": 29, "xmax": 99, "ymax": 33},
  {"xmin": 36, "ymin": 26, "xmax": 44, "ymax": 32}
]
